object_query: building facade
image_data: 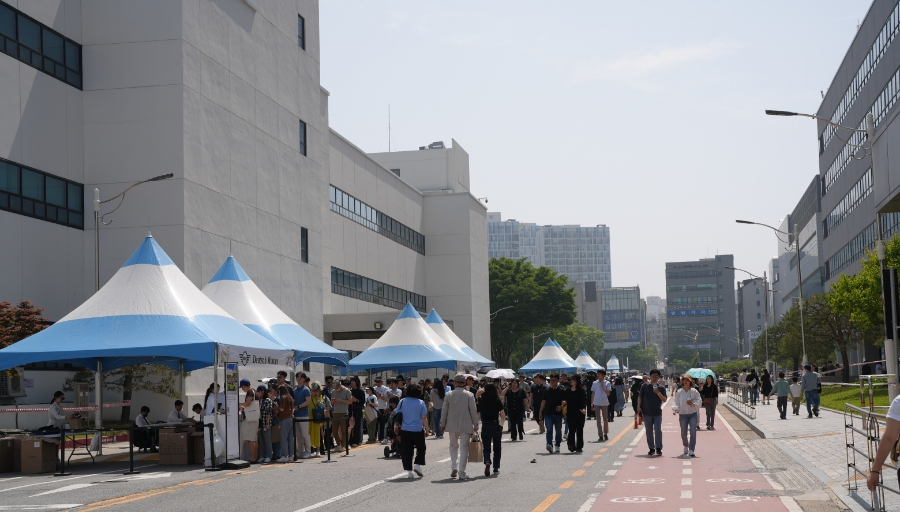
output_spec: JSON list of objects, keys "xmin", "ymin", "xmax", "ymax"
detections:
[
  {"xmin": 665, "ymin": 256, "xmax": 737, "ymax": 359},
  {"xmin": 487, "ymin": 212, "xmax": 611, "ymax": 287},
  {"xmin": 0, "ymin": 0, "xmax": 490, "ymax": 423},
  {"xmin": 736, "ymin": 278, "xmax": 766, "ymax": 357},
  {"xmin": 574, "ymin": 284, "xmax": 644, "ymax": 350},
  {"xmin": 644, "ymin": 295, "xmax": 667, "ymax": 356}
]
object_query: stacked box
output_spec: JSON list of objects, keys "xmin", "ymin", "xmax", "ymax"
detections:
[
  {"xmin": 190, "ymin": 432, "xmax": 205, "ymax": 464},
  {"xmin": 21, "ymin": 436, "xmax": 58, "ymax": 474},
  {"xmin": 158, "ymin": 432, "xmax": 190, "ymax": 465}
]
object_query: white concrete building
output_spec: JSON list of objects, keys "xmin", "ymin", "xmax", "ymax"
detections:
[{"xmin": 0, "ymin": 0, "xmax": 489, "ymax": 427}]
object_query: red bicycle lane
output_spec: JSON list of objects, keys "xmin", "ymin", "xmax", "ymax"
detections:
[{"xmin": 591, "ymin": 408, "xmax": 793, "ymax": 511}]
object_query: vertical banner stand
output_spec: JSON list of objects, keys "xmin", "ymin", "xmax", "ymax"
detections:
[{"xmin": 221, "ymin": 361, "xmax": 249, "ymax": 469}]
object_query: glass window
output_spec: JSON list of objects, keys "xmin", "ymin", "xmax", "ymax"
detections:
[
  {"xmin": 41, "ymin": 29, "xmax": 62, "ymax": 62},
  {"xmin": 45, "ymin": 176, "xmax": 66, "ymax": 207},
  {"xmin": 16, "ymin": 15, "xmax": 39, "ymax": 51},
  {"xmin": 299, "ymin": 120, "xmax": 307, "ymax": 156},
  {"xmin": 67, "ymin": 183, "xmax": 82, "ymax": 212},
  {"xmin": 297, "ymin": 15, "xmax": 305, "ymax": 49},
  {"xmin": 300, "ymin": 227, "xmax": 308, "ymax": 263},
  {"xmin": 65, "ymin": 40, "xmax": 79, "ymax": 71},
  {"xmin": 0, "ymin": 162, "xmax": 19, "ymax": 194},
  {"xmin": 20, "ymin": 169, "xmax": 43, "ymax": 201},
  {"xmin": 0, "ymin": 3, "xmax": 14, "ymax": 38}
]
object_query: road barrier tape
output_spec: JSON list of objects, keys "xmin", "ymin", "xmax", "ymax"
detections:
[{"xmin": 0, "ymin": 402, "xmax": 131, "ymax": 413}]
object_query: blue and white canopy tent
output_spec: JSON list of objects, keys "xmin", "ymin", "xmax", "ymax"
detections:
[
  {"xmin": 575, "ymin": 351, "xmax": 603, "ymax": 372},
  {"xmin": 202, "ymin": 256, "xmax": 349, "ymax": 367},
  {"xmin": 518, "ymin": 339, "xmax": 579, "ymax": 374},
  {"xmin": 0, "ymin": 235, "xmax": 290, "ymax": 373},
  {"xmin": 424, "ymin": 309, "xmax": 493, "ymax": 370},
  {"xmin": 605, "ymin": 355, "xmax": 626, "ymax": 372},
  {"xmin": 348, "ymin": 303, "xmax": 460, "ymax": 372}
]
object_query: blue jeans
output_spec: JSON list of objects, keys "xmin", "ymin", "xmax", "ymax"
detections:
[
  {"xmin": 805, "ymin": 390, "xmax": 820, "ymax": 415},
  {"xmin": 257, "ymin": 428, "xmax": 272, "ymax": 460},
  {"xmin": 544, "ymin": 414, "xmax": 563, "ymax": 447},
  {"xmin": 433, "ymin": 408, "xmax": 443, "ymax": 437},
  {"xmin": 644, "ymin": 414, "xmax": 662, "ymax": 450},
  {"xmin": 751, "ymin": 388, "xmax": 759, "ymax": 404},
  {"xmin": 679, "ymin": 413, "xmax": 698, "ymax": 452},
  {"xmin": 482, "ymin": 421, "xmax": 502, "ymax": 468},
  {"xmin": 280, "ymin": 418, "xmax": 294, "ymax": 458}
]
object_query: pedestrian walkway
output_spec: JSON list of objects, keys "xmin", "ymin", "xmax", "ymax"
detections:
[
  {"xmin": 591, "ymin": 405, "xmax": 795, "ymax": 511},
  {"xmin": 726, "ymin": 396, "xmax": 894, "ymax": 511}
]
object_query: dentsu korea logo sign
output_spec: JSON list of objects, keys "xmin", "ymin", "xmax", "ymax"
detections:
[{"xmin": 237, "ymin": 350, "xmax": 283, "ymax": 367}]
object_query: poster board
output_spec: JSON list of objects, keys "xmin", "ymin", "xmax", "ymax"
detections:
[{"xmin": 224, "ymin": 362, "xmax": 240, "ymax": 461}]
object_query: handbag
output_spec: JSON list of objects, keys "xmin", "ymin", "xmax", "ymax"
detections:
[
  {"xmin": 243, "ymin": 401, "xmax": 260, "ymax": 422},
  {"xmin": 312, "ymin": 402, "xmax": 326, "ymax": 421},
  {"xmin": 467, "ymin": 435, "xmax": 483, "ymax": 463},
  {"xmin": 702, "ymin": 398, "xmax": 712, "ymax": 405}
]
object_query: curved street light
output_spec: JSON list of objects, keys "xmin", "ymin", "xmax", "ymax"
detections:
[{"xmin": 726, "ymin": 266, "xmax": 771, "ymax": 370}]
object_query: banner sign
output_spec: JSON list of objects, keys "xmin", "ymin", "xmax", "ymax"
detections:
[
  {"xmin": 219, "ymin": 344, "xmax": 293, "ymax": 373},
  {"xmin": 668, "ymin": 309, "xmax": 719, "ymax": 317},
  {"xmin": 224, "ymin": 362, "xmax": 240, "ymax": 461}
]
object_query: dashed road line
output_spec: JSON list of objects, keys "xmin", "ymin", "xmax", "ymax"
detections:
[
  {"xmin": 680, "ymin": 490, "xmax": 692, "ymax": 499},
  {"xmin": 576, "ymin": 493, "xmax": 600, "ymax": 512},
  {"xmin": 605, "ymin": 470, "xmax": 617, "ymax": 476},
  {"xmin": 559, "ymin": 481, "xmax": 574, "ymax": 489},
  {"xmin": 572, "ymin": 470, "xmax": 585, "ymax": 477},
  {"xmin": 531, "ymin": 494, "xmax": 561, "ymax": 512}
]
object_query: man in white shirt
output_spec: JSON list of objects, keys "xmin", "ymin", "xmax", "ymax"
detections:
[
  {"xmin": 590, "ymin": 370, "xmax": 611, "ymax": 442},
  {"xmin": 166, "ymin": 400, "xmax": 195, "ymax": 424},
  {"xmin": 134, "ymin": 406, "xmax": 158, "ymax": 453},
  {"xmin": 373, "ymin": 377, "xmax": 391, "ymax": 443}
]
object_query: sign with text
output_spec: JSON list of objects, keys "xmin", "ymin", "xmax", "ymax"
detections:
[{"xmin": 220, "ymin": 344, "xmax": 294, "ymax": 373}]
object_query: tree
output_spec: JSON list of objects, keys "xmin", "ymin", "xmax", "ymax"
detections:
[
  {"xmin": 65, "ymin": 365, "xmax": 180, "ymax": 422},
  {"xmin": 616, "ymin": 345, "xmax": 658, "ymax": 372},
  {"xmin": 547, "ymin": 323, "xmax": 605, "ymax": 365},
  {"xmin": 0, "ymin": 301, "xmax": 49, "ymax": 350},
  {"xmin": 489, "ymin": 258, "xmax": 577, "ymax": 367}
]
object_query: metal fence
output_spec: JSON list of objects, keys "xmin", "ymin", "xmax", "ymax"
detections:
[{"xmin": 724, "ymin": 381, "xmax": 756, "ymax": 420}]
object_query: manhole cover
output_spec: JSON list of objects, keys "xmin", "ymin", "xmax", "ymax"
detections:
[
  {"xmin": 728, "ymin": 489, "xmax": 805, "ymax": 497},
  {"xmin": 731, "ymin": 468, "xmax": 785, "ymax": 473}
]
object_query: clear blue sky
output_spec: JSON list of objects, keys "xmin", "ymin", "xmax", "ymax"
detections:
[{"xmin": 321, "ymin": 1, "xmax": 872, "ymax": 297}]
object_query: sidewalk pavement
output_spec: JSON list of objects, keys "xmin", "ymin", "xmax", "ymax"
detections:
[{"xmin": 725, "ymin": 398, "xmax": 894, "ymax": 511}]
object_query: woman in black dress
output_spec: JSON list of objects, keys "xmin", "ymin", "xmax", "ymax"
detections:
[
  {"xmin": 760, "ymin": 369, "xmax": 773, "ymax": 406},
  {"xmin": 501, "ymin": 379, "xmax": 528, "ymax": 441},
  {"xmin": 565, "ymin": 376, "xmax": 586, "ymax": 453}
]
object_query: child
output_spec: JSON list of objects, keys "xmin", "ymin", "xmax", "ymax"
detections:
[
  {"xmin": 789, "ymin": 376, "xmax": 802, "ymax": 416},
  {"xmin": 772, "ymin": 372, "xmax": 791, "ymax": 420}
]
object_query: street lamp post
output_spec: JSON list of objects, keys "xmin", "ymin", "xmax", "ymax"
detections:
[
  {"xmin": 735, "ymin": 221, "xmax": 806, "ymax": 366},
  {"xmin": 92, "ymin": 173, "xmax": 174, "ymax": 439},
  {"xmin": 767, "ymin": 109, "xmax": 895, "ymax": 396},
  {"xmin": 726, "ymin": 266, "xmax": 771, "ymax": 371},
  {"xmin": 532, "ymin": 331, "xmax": 550, "ymax": 358}
]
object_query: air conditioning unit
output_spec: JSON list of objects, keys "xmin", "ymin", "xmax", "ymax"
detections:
[{"xmin": 0, "ymin": 367, "xmax": 27, "ymax": 398}]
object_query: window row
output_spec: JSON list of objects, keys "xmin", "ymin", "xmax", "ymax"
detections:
[
  {"xmin": 825, "ymin": 221, "xmax": 876, "ymax": 280},
  {"xmin": 330, "ymin": 267, "xmax": 426, "ymax": 312},
  {"xmin": 329, "ymin": 185, "xmax": 425, "ymax": 255},
  {"xmin": 668, "ymin": 296, "xmax": 722, "ymax": 304},
  {"xmin": 824, "ymin": 168, "xmax": 872, "ymax": 238},
  {"xmin": 0, "ymin": 3, "xmax": 82, "ymax": 89},
  {"xmin": 822, "ymin": 2, "xmax": 900, "ymax": 150},
  {"xmin": 665, "ymin": 270, "xmax": 720, "ymax": 279},
  {"xmin": 666, "ymin": 283, "xmax": 719, "ymax": 292},
  {"xmin": 0, "ymin": 158, "xmax": 83, "ymax": 229}
]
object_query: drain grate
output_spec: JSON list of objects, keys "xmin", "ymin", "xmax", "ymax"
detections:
[
  {"xmin": 731, "ymin": 467, "xmax": 785, "ymax": 473},
  {"xmin": 728, "ymin": 489, "xmax": 805, "ymax": 497}
]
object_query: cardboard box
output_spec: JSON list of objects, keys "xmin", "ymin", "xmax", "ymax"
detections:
[
  {"xmin": 21, "ymin": 436, "xmax": 58, "ymax": 474},
  {"xmin": 66, "ymin": 418, "xmax": 82, "ymax": 430},
  {"xmin": 0, "ymin": 438, "xmax": 15, "ymax": 473},
  {"xmin": 158, "ymin": 432, "xmax": 191, "ymax": 465},
  {"xmin": 9, "ymin": 435, "xmax": 24, "ymax": 472},
  {"xmin": 190, "ymin": 432, "xmax": 205, "ymax": 465}
]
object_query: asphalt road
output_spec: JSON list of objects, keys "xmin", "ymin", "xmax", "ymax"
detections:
[{"xmin": 0, "ymin": 413, "xmax": 640, "ymax": 512}]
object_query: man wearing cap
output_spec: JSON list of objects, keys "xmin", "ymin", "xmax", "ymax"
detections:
[
  {"xmin": 441, "ymin": 374, "xmax": 479, "ymax": 479},
  {"xmin": 373, "ymin": 377, "xmax": 390, "ymax": 443},
  {"xmin": 800, "ymin": 364, "xmax": 820, "ymax": 418},
  {"xmin": 167, "ymin": 400, "xmax": 195, "ymax": 424},
  {"xmin": 293, "ymin": 373, "xmax": 312, "ymax": 458}
]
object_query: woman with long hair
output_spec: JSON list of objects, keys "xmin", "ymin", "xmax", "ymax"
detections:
[
  {"xmin": 276, "ymin": 385, "xmax": 295, "ymax": 463},
  {"xmin": 308, "ymin": 382, "xmax": 330, "ymax": 457},
  {"xmin": 760, "ymin": 368, "xmax": 773, "ymax": 405},
  {"xmin": 672, "ymin": 375, "xmax": 701, "ymax": 457},
  {"xmin": 430, "ymin": 377, "xmax": 447, "ymax": 439},
  {"xmin": 699, "ymin": 375, "xmax": 719, "ymax": 430},
  {"xmin": 502, "ymin": 379, "xmax": 527, "ymax": 441},
  {"xmin": 477, "ymin": 383, "xmax": 505, "ymax": 476},
  {"xmin": 614, "ymin": 377, "xmax": 627, "ymax": 417},
  {"xmin": 564, "ymin": 376, "xmax": 586, "ymax": 453},
  {"xmin": 48, "ymin": 390, "xmax": 73, "ymax": 428}
]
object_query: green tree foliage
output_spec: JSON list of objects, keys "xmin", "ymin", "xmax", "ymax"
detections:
[
  {"xmin": 489, "ymin": 258, "xmax": 577, "ymax": 367},
  {"xmin": 547, "ymin": 323, "xmax": 605, "ymax": 365},
  {"xmin": 65, "ymin": 365, "xmax": 180, "ymax": 423},
  {"xmin": 614, "ymin": 345, "xmax": 658, "ymax": 372},
  {"xmin": 0, "ymin": 301, "xmax": 49, "ymax": 350}
]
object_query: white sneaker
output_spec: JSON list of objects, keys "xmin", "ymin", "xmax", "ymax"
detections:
[
  {"xmin": 407, "ymin": 471, "xmax": 415, "ymax": 479},
  {"xmin": 689, "ymin": 450, "xmax": 695, "ymax": 457},
  {"xmin": 683, "ymin": 447, "xmax": 689, "ymax": 456},
  {"xmin": 413, "ymin": 464, "xmax": 423, "ymax": 477},
  {"xmin": 302, "ymin": 453, "xmax": 311, "ymax": 460},
  {"xmin": 458, "ymin": 472, "xmax": 469, "ymax": 480},
  {"xmin": 554, "ymin": 446, "xmax": 560, "ymax": 453}
]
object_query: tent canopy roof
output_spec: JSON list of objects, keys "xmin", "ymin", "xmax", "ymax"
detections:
[
  {"xmin": 0, "ymin": 235, "xmax": 286, "ymax": 372},
  {"xmin": 518, "ymin": 339, "xmax": 578, "ymax": 373},
  {"xmin": 424, "ymin": 309, "xmax": 492, "ymax": 365},
  {"xmin": 202, "ymin": 256, "xmax": 348, "ymax": 366},
  {"xmin": 575, "ymin": 350, "xmax": 603, "ymax": 371}
]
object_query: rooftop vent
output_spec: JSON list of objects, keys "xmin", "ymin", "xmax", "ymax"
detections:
[{"xmin": 428, "ymin": 141, "xmax": 445, "ymax": 149}]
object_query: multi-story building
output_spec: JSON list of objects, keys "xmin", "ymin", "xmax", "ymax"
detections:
[
  {"xmin": 644, "ymin": 296, "xmax": 667, "ymax": 356},
  {"xmin": 665, "ymin": 256, "xmax": 737, "ymax": 359},
  {"xmin": 815, "ymin": 0, "xmax": 900, "ymax": 288},
  {"xmin": 487, "ymin": 212, "xmax": 611, "ymax": 287},
  {"xmin": 574, "ymin": 284, "xmax": 643, "ymax": 350},
  {"xmin": 736, "ymin": 278, "xmax": 766, "ymax": 357},
  {"xmin": 0, "ymin": 0, "xmax": 489, "ymax": 425},
  {"xmin": 768, "ymin": 258, "xmax": 782, "ymax": 323}
]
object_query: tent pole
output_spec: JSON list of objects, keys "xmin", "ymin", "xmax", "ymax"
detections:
[
  {"xmin": 179, "ymin": 361, "xmax": 185, "ymax": 401},
  {"xmin": 95, "ymin": 359, "xmax": 103, "ymax": 455}
]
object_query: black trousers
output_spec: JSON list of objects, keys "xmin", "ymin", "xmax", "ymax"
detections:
[
  {"xmin": 377, "ymin": 409, "xmax": 387, "ymax": 441},
  {"xmin": 509, "ymin": 410, "xmax": 525, "ymax": 440},
  {"xmin": 566, "ymin": 414, "xmax": 585, "ymax": 451},
  {"xmin": 776, "ymin": 396, "xmax": 788, "ymax": 419},
  {"xmin": 607, "ymin": 403, "xmax": 616, "ymax": 422},
  {"xmin": 400, "ymin": 430, "xmax": 426, "ymax": 470}
]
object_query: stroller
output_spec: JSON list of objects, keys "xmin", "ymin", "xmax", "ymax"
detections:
[{"xmin": 383, "ymin": 397, "xmax": 401, "ymax": 458}]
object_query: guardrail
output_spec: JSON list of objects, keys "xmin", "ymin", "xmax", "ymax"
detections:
[
  {"xmin": 844, "ymin": 403, "xmax": 899, "ymax": 511},
  {"xmin": 724, "ymin": 381, "xmax": 756, "ymax": 420}
]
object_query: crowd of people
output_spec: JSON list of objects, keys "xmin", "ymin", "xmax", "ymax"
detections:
[{"xmin": 727, "ymin": 364, "xmax": 823, "ymax": 419}]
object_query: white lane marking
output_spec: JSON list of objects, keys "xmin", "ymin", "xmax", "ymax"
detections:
[
  {"xmin": 437, "ymin": 457, "xmax": 451, "ymax": 463},
  {"xmin": 525, "ymin": 429, "xmax": 537, "ymax": 434},
  {"xmin": 680, "ymin": 509, "xmax": 694, "ymax": 512},
  {"xmin": 294, "ymin": 473, "xmax": 407, "ymax": 512},
  {"xmin": 613, "ymin": 462, "xmax": 622, "ymax": 466},
  {"xmin": 0, "ymin": 478, "xmax": 22, "ymax": 482},
  {"xmin": 629, "ymin": 429, "xmax": 645, "ymax": 446},
  {"xmin": 0, "ymin": 506, "xmax": 82, "ymax": 510},
  {"xmin": 0, "ymin": 464, "xmax": 156, "ymax": 494},
  {"xmin": 618, "ymin": 455, "xmax": 628, "ymax": 459},
  {"xmin": 683, "ymin": 469, "xmax": 692, "ymax": 475},
  {"xmin": 595, "ymin": 480, "xmax": 609, "ymax": 488},
  {"xmin": 623, "ymin": 447, "xmax": 632, "ymax": 453},
  {"xmin": 682, "ymin": 461, "xmax": 691, "ymax": 466},
  {"xmin": 30, "ymin": 484, "xmax": 95, "ymax": 498},
  {"xmin": 605, "ymin": 470, "xmax": 617, "ymax": 476},
  {"xmin": 102, "ymin": 472, "xmax": 172, "ymax": 483},
  {"xmin": 681, "ymin": 478, "xmax": 692, "ymax": 485},
  {"xmin": 576, "ymin": 493, "xmax": 600, "ymax": 512},
  {"xmin": 680, "ymin": 490, "xmax": 692, "ymax": 499}
]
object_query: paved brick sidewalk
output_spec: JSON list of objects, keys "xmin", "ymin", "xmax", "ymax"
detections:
[{"xmin": 725, "ymin": 396, "xmax": 895, "ymax": 511}]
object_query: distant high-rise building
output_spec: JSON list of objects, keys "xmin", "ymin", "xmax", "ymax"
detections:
[
  {"xmin": 487, "ymin": 212, "xmax": 611, "ymax": 287},
  {"xmin": 644, "ymin": 296, "xmax": 667, "ymax": 356},
  {"xmin": 665, "ymin": 256, "xmax": 737, "ymax": 360},
  {"xmin": 574, "ymin": 284, "xmax": 643, "ymax": 350},
  {"xmin": 736, "ymin": 278, "xmax": 766, "ymax": 357}
]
